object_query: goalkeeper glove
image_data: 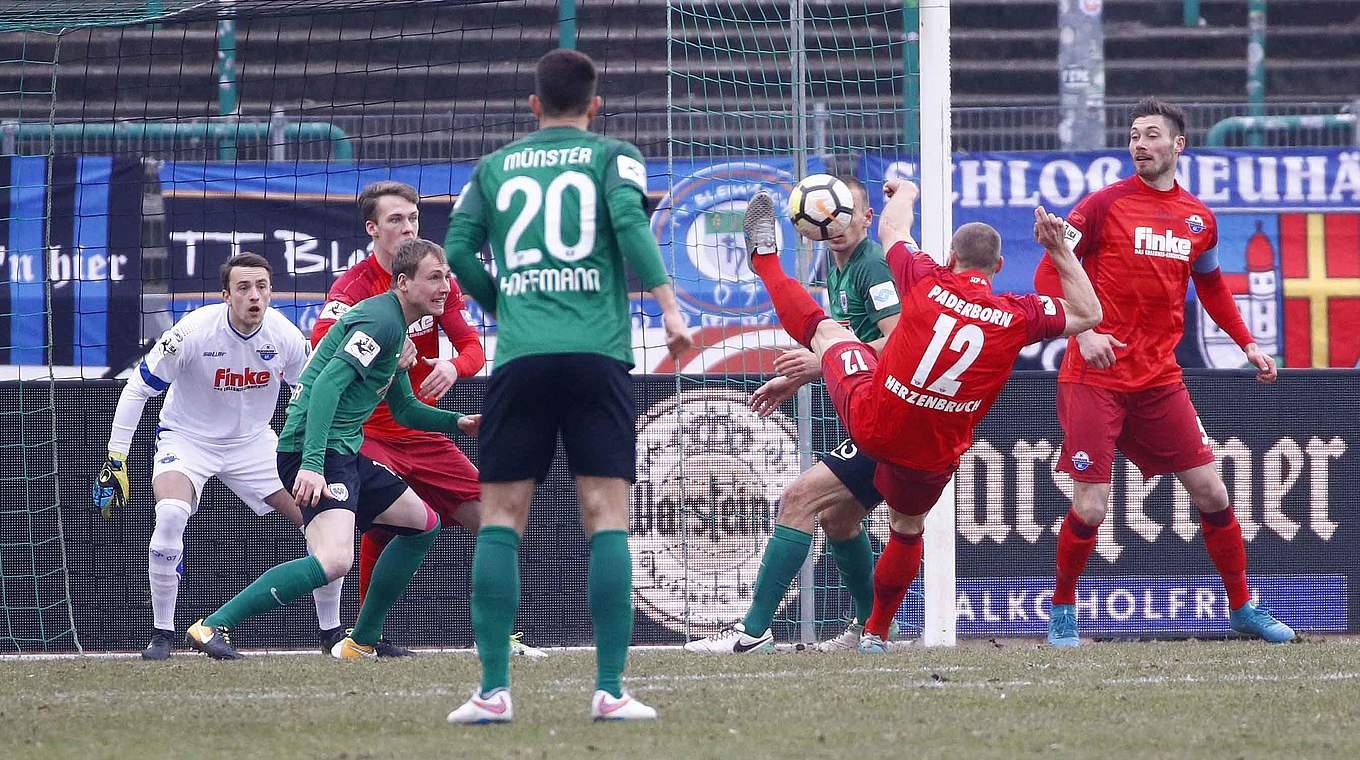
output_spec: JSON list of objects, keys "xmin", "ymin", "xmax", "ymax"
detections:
[{"xmin": 93, "ymin": 451, "xmax": 130, "ymax": 518}]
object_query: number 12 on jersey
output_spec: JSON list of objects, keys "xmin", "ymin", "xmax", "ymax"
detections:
[{"xmin": 910, "ymin": 314, "xmax": 984, "ymax": 398}]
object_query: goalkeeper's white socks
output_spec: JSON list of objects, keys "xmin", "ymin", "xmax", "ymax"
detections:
[
  {"xmin": 306, "ymin": 529, "xmax": 344, "ymax": 631},
  {"xmin": 147, "ymin": 499, "xmax": 191, "ymax": 631}
]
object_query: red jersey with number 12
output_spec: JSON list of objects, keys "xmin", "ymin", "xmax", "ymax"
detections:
[
  {"xmin": 852, "ymin": 243, "xmax": 1067, "ymax": 472},
  {"xmin": 1056, "ymin": 176, "xmax": 1218, "ymax": 391}
]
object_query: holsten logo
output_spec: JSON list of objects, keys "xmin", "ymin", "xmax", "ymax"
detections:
[
  {"xmin": 213, "ymin": 367, "xmax": 272, "ymax": 390},
  {"xmin": 629, "ymin": 389, "xmax": 801, "ymax": 633}
]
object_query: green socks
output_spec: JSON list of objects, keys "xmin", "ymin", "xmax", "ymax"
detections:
[
  {"xmin": 471, "ymin": 525, "xmax": 521, "ymax": 694},
  {"xmin": 205, "ymin": 555, "xmax": 326, "ymax": 629},
  {"xmin": 828, "ymin": 528, "xmax": 875, "ymax": 624},
  {"xmin": 589, "ymin": 530, "xmax": 633, "ymax": 698},
  {"xmin": 741, "ymin": 524, "xmax": 813, "ymax": 636},
  {"xmin": 350, "ymin": 521, "xmax": 440, "ymax": 646}
]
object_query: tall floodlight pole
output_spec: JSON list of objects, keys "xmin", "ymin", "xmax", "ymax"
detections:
[
  {"xmin": 1058, "ymin": 0, "xmax": 1105, "ymax": 150},
  {"xmin": 1246, "ymin": 0, "xmax": 1267, "ymax": 146}
]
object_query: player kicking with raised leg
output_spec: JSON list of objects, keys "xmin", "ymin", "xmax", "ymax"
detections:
[
  {"xmin": 741, "ymin": 183, "xmax": 1101, "ymax": 653},
  {"xmin": 185, "ymin": 240, "xmax": 478, "ymax": 659},
  {"xmin": 443, "ymin": 49, "xmax": 691, "ymax": 723},
  {"xmin": 684, "ymin": 176, "xmax": 903, "ymax": 655},
  {"xmin": 94, "ymin": 253, "xmax": 344, "ymax": 660},
  {"xmin": 1036, "ymin": 98, "xmax": 1293, "ymax": 647}
]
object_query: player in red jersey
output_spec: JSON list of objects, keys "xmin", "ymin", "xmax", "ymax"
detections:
[
  {"xmin": 1034, "ymin": 98, "xmax": 1293, "ymax": 646},
  {"xmin": 311, "ymin": 180, "xmax": 499, "ymax": 657},
  {"xmin": 743, "ymin": 179, "xmax": 1101, "ymax": 652}
]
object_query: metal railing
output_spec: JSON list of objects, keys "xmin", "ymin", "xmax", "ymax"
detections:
[{"xmin": 3, "ymin": 101, "xmax": 1355, "ymax": 162}]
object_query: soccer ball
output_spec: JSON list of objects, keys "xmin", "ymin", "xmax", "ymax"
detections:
[{"xmin": 786, "ymin": 174, "xmax": 855, "ymax": 240}]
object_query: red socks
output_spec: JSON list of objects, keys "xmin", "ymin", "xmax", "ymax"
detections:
[
  {"xmin": 1201, "ymin": 506, "xmax": 1251, "ymax": 609},
  {"xmin": 1052, "ymin": 509, "xmax": 1099, "ymax": 606},
  {"xmin": 864, "ymin": 530, "xmax": 923, "ymax": 638},
  {"xmin": 356, "ymin": 528, "xmax": 395, "ymax": 607},
  {"xmin": 751, "ymin": 252, "xmax": 829, "ymax": 348}
]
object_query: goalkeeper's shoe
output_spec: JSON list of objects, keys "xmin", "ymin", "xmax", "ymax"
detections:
[
  {"xmin": 815, "ymin": 619, "xmax": 902, "ymax": 652},
  {"xmin": 682, "ymin": 622, "xmax": 774, "ymax": 654},
  {"xmin": 447, "ymin": 688, "xmax": 513, "ymax": 725},
  {"xmin": 375, "ymin": 638, "xmax": 416, "ymax": 658},
  {"xmin": 319, "ymin": 626, "xmax": 346, "ymax": 655},
  {"xmin": 591, "ymin": 690, "xmax": 657, "ymax": 722},
  {"xmin": 1047, "ymin": 603, "xmax": 1080, "ymax": 648},
  {"xmin": 141, "ymin": 628, "xmax": 176, "ymax": 661},
  {"xmin": 1230, "ymin": 601, "xmax": 1296, "ymax": 643},
  {"xmin": 857, "ymin": 633, "xmax": 888, "ymax": 654},
  {"xmin": 92, "ymin": 451, "xmax": 130, "ymax": 518},
  {"xmin": 743, "ymin": 191, "xmax": 779, "ymax": 267},
  {"xmin": 186, "ymin": 619, "xmax": 244, "ymax": 660},
  {"xmin": 331, "ymin": 636, "xmax": 377, "ymax": 660},
  {"xmin": 509, "ymin": 632, "xmax": 547, "ymax": 658}
]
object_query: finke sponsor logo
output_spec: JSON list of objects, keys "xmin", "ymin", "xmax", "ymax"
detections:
[
  {"xmin": 213, "ymin": 367, "xmax": 272, "ymax": 390},
  {"xmin": 1133, "ymin": 227, "xmax": 1192, "ymax": 261}
]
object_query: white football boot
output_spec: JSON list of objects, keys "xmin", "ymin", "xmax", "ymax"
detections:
[
  {"xmin": 447, "ymin": 688, "xmax": 513, "ymax": 725},
  {"xmin": 591, "ymin": 690, "xmax": 658, "ymax": 721},
  {"xmin": 682, "ymin": 622, "xmax": 774, "ymax": 654}
]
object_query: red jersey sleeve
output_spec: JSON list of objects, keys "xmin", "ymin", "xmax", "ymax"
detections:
[
  {"xmin": 438, "ymin": 278, "xmax": 486, "ymax": 376},
  {"xmin": 1035, "ymin": 189, "xmax": 1110, "ymax": 302},
  {"xmin": 1063, "ymin": 193, "xmax": 1104, "ymax": 261},
  {"xmin": 310, "ymin": 289, "xmax": 359, "ymax": 347},
  {"xmin": 1012, "ymin": 293, "xmax": 1067, "ymax": 344},
  {"xmin": 886, "ymin": 240, "xmax": 942, "ymax": 293}
]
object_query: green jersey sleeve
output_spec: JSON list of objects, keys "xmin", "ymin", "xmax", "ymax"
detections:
[
  {"xmin": 384, "ymin": 372, "xmax": 465, "ymax": 434},
  {"xmin": 332, "ymin": 314, "xmax": 402, "ymax": 380},
  {"xmin": 605, "ymin": 143, "xmax": 669, "ymax": 290},
  {"xmin": 300, "ymin": 357, "xmax": 358, "ymax": 472},
  {"xmin": 445, "ymin": 164, "xmax": 499, "ymax": 312},
  {"xmin": 855, "ymin": 255, "xmax": 902, "ymax": 325}
]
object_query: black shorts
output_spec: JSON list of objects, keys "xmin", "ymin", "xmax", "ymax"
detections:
[
  {"xmin": 479, "ymin": 353, "xmax": 636, "ymax": 483},
  {"xmin": 277, "ymin": 450, "xmax": 409, "ymax": 530},
  {"xmin": 821, "ymin": 438, "xmax": 883, "ymax": 510}
]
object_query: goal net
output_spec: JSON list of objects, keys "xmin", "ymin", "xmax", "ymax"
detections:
[{"xmin": 0, "ymin": 0, "xmax": 936, "ymax": 651}]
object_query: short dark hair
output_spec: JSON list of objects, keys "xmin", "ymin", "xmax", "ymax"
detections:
[
  {"xmin": 838, "ymin": 175, "xmax": 869, "ymax": 211},
  {"xmin": 950, "ymin": 223, "xmax": 1002, "ymax": 272},
  {"xmin": 390, "ymin": 238, "xmax": 445, "ymax": 284},
  {"xmin": 1130, "ymin": 97, "xmax": 1188, "ymax": 137},
  {"xmin": 220, "ymin": 252, "xmax": 272, "ymax": 291},
  {"xmin": 358, "ymin": 180, "xmax": 419, "ymax": 223},
  {"xmin": 536, "ymin": 48, "xmax": 597, "ymax": 118}
]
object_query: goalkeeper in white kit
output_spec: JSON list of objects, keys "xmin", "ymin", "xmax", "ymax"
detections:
[{"xmin": 93, "ymin": 253, "xmax": 345, "ymax": 660}]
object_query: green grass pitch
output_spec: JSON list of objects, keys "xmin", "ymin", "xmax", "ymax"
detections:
[{"xmin": 4, "ymin": 639, "xmax": 1359, "ymax": 759}]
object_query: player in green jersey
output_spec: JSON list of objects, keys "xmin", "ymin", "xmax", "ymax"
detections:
[
  {"xmin": 186, "ymin": 239, "xmax": 479, "ymax": 660},
  {"xmin": 443, "ymin": 48, "xmax": 691, "ymax": 724},
  {"xmin": 684, "ymin": 177, "xmax": 907, "ymax": 655}
]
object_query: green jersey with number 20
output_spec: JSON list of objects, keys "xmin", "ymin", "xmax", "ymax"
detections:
[{"xmin": 444, "ymin": 126, "xmax": 670, "ymax": 368}]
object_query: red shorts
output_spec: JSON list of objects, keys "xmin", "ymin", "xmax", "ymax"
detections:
[
  {"xmin": 873, "ymin": 462, "xmax": 954, "ymax": 516},
  {"xmin": 359, "ymin": 431, "xmax": 481, "ymax": 521},
  {"xmin": 821, "ymin": 340, "xmax": 879, "ymax": 435},
  {"xmin": 1056, "ymin": 382, "xmax": 1215, "ymax": 483},
  {"xmin": 822, "ymin": 341, "xmax": 954, "ymax": 515}
]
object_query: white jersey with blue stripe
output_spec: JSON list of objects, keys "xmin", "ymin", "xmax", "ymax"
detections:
[{"xmin": 106, "ymin": 304, "xmax": 309, "ymax": 455}]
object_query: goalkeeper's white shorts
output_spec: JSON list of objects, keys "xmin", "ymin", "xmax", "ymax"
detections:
[{"xmin": 151, "ymin": 428, "xmax": 284, "ymax": 515}]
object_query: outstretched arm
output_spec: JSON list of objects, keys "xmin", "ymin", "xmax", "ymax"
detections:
[
  {"xmin": 876, "ymin": 179, "xmax": 919, "ymax": 253},
  {"xmin": 1033, "ymin": 206, "xmax": 1101, "ymax": 336}
]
